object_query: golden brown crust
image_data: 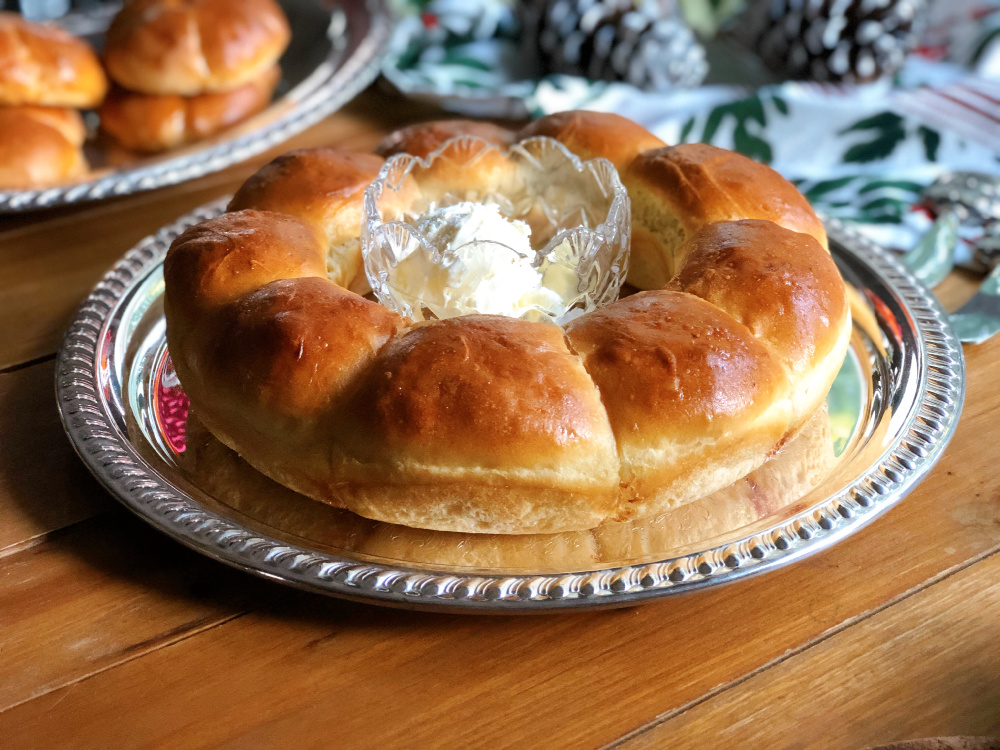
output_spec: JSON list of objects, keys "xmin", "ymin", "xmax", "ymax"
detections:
[
  {"xmin": 671, "ymin": 220, "xmax": 848, "ymax": 375},
  {"xmin": 0, "ymin": 106, "xmax": 87, "ymax": 188},
  {"xmin": 227, "ymin": 148, "xmax": 384, "ymax": 286},
  {"xmin": 567, "ymin": 291, "xmax": 788, "ymax": 435},
  {"xmin": 327, "ymin": 316, "xmax": 620, "ymax": 533},
  {"xmin": 163, "ymin": 111, "xmax": 849, "ymax": 534},
  {"xmin": 0, "ymin": 12, "xmax": 107, "ymax": 107},
  {"xmin": 375, "ymin": 119, "xmax": 514, "ymax": 159},
  {"xmin": 163, "ymin": 209, "xmax": 327, "ymax": 317},
  {"xmin": 98, "ymin": 66, "xmax": 279, "ymax": 153},
  {"xmin": 104, "ymin": 0, "xmax": 290, "ymax": 96},
  {"xmin": 517, "ymin": 111, "xmax": 666, "ymax": 173},
  {"xmin": 177, "ymin": 278, "xmax": 404, "ymax": 428},
  {"xmin": 669, "ymin": 220, "xmax": 851, "ymax": 431},
  {"xmin": 627, "ymin": 143, "xmax": 828, "ymax": 249},
  {"xmin": 348, "ymin": 316, "xmax": 617, "ymax": 472},
  {"xmin": 565, "ymin": 290, "xmax": 793, "ymax": 517}
]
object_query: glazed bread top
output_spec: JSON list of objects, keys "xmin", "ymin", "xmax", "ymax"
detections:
[
  {"xmin": 517, "ymin": 111, "xmax": 666, "ymax": 173},
  {"xmin": 104, "ymin": 0, "xmax": 291, "ymax": 95},
  {"xmin": 627, "ymin": 143, "xmax": 828, "ymax": 250},
  {"xmin": 0, "ymin": 12, "xmax": 107, "ymax": 107},
  {"xmin": 0, "ymin": 106, "xmax": 87, "ymax": 189},
  {"xmin": 375, "ymin": 120, "xmax": 514, "ymax": 160},
  {"xmin": 227, "ymin": 147, "xmax": 385, "ymax": 288},
  {"xmin": 163, "ymin": 115, "xmax": 851, "ymax": 534}
]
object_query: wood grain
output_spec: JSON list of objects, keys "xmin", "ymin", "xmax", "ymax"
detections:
[
  {"xmin": 0, "ymin": 361, "xmax": 110, "ymax": 556},
  {"xmin": 0, "ymin": 513, "xmax": 254, "ymax": 712},
  {"xmin": 615, "ymin": 551, "xmax": 1000, "ymax": 750}
]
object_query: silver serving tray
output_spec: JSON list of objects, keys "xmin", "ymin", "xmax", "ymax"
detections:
[
  {"xmin": 0, "ymin": 0, "xmax": 391, "ymax": 213},
  {"xmin": 56, "ymin": 202, "xmax": 965, "ymax": 611}
]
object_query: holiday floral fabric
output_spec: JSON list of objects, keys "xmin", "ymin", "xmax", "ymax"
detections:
[{"xmin": 383, "ymin": 0, "xmax": 1000, "ymax": 339}]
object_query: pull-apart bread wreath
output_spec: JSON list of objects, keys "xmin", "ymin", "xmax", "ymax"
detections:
[{"xmin": 164, "ymin": 111, "xmax": 851, "ymax": 534}]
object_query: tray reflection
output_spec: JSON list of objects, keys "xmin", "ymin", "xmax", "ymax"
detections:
[{"xmin": 159, "ymin": 399, "xmax": 835, "ymax": 573}]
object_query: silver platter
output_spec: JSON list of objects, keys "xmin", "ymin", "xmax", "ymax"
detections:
[
  {"xmin": 0, "ymin": 0, "xmax": 391, "ymax": 214},
  {"xmin": 56, "ymin": 201, "xmax": 965, "ymax": 611}
]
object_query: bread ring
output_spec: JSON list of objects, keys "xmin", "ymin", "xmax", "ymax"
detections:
[
  {"xmin": 104, "ymin": 0, "xmax": 291, "ymax": 96},
  {"xmin": 98, "ymin": 66, "xmax": 280, "ymax": 153},
  {"xmin": 164, "ymin": 112, "xmax": 851, "ymax": 534},
  {"xmin": 0, "ymin": 106, "xmax": 87, "ymax": 188},
  {"xmin": 0, "ymin": 12, "xmax": 107, "ymax": 107}
]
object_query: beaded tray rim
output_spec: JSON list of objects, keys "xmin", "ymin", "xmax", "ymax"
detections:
[{"xmin": 55, "ymin": 201, "xmax": 965, "ymax": 611}]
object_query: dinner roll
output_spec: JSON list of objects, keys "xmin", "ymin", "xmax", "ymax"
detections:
[
  {"xmin": 0, "ymin": 12, "xmax": 107, "ymax": 107},
  {"xmin": 375, "ymin": 120, "xmax": 514, "ymax": 159},
  {"xmin": 0, "ymin": 106, "xmax": 87, "ymax": 189},
  {"xmin": 565, "ymin": 290, "xmax": 794, "ymax": 519},
  {"xmin": 227, "ymin": 148, "xmax": 385, "ymax": 288},
  {"xmin": 670, "ymin": 219, "xmax": 850, "ymax": 427},
  {"xmin": 624, "ymin": 143, "xmax": 829, "ymax": 289},
  {"xmin": 517, "ymin": 110, "xmax": 666, "ymax": 173},
  {"xmin": 337, "ymin": 315, "xmax": 620, "ymax": 533},
  {"xmin": 104, "ymin": 0, "xmax": 291, "ymax": 96},
  {"xmin": 98, "ymin": 66, "xmax": 280, "ymax": 153}
]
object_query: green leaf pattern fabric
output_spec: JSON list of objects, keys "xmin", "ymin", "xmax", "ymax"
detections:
[{"xmin": 383, "ymin": 0, "xmax": 1000, "ymax": 340}]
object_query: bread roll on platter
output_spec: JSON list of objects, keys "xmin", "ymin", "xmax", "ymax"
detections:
[
  {"xmin": 517, "ymin": 110, "xmax": 666, "ymax": 173},
  {"xmin": 0, "ymin": 12, "xmax": 107, "ymax": 108},
  {"xmin": 375, "ymin": 120, "xmax": 514, "ymax": 160},
  {"xmin": 0, "ymin": 106, "xmax": 87, "ymax": 188},
  {"xmin": 104, "ymin": 0, "xmax": 291, "ymax": 96},
  {"xmin": 163, "ymin": 111, "xmax": 851, "ymax": 535},
  {"xmin": 98, "ymin": 66, "xmax": 280, "ymax": 153},
  {"xmin": 227, "ymin": 147, "xmax": 385, "ymax": 288}
]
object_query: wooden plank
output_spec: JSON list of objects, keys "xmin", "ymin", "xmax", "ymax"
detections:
[
  {"xmin": 931, "ymin": 269, "xmax": 981, "ymax": 312},
  {"xmin": 615, "ymin": 551, "xmax": 1000, "ymax": 750},
  {"xmin": 0, "ymin": 93, "xmax": 436, "ymax": 370},
  {"xmin": 0, "ymin": 361, "xmax": 110, "ymax": 556},
  {"xmin": 0, "ymin": 513, "xmax": 256, "ymax": 713}
]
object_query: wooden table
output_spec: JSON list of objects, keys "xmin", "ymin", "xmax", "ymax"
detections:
[{"xmin": 1, "ymin": 89, "xmax": 999, "ymax": 750}]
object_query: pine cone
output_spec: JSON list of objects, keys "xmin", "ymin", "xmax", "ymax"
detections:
[
  {"xmin": 524, "ymin": 0, "xmax": 708, "ymax": 91},
  {"xmin": 741, "ymin": 0, "xmax": 926, "ymax": 83}
]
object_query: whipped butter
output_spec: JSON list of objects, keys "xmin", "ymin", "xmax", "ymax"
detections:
[{"xmin": 391, "ymin": 202, "xmax": 570, "ymax": 321}]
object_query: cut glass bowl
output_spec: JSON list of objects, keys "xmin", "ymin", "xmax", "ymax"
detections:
[{"xmin": 361, "ymin": 135, "xmax": 631, "ymax": 323}]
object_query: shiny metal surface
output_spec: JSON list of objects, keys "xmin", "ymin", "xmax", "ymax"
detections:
[
  {"xmin": 0, "ymin": 0, "xmax": 391, "ymax": 213},
  {"xmin": 56, "ymin": 203, "xmax": 965, "ymax": 610}
]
